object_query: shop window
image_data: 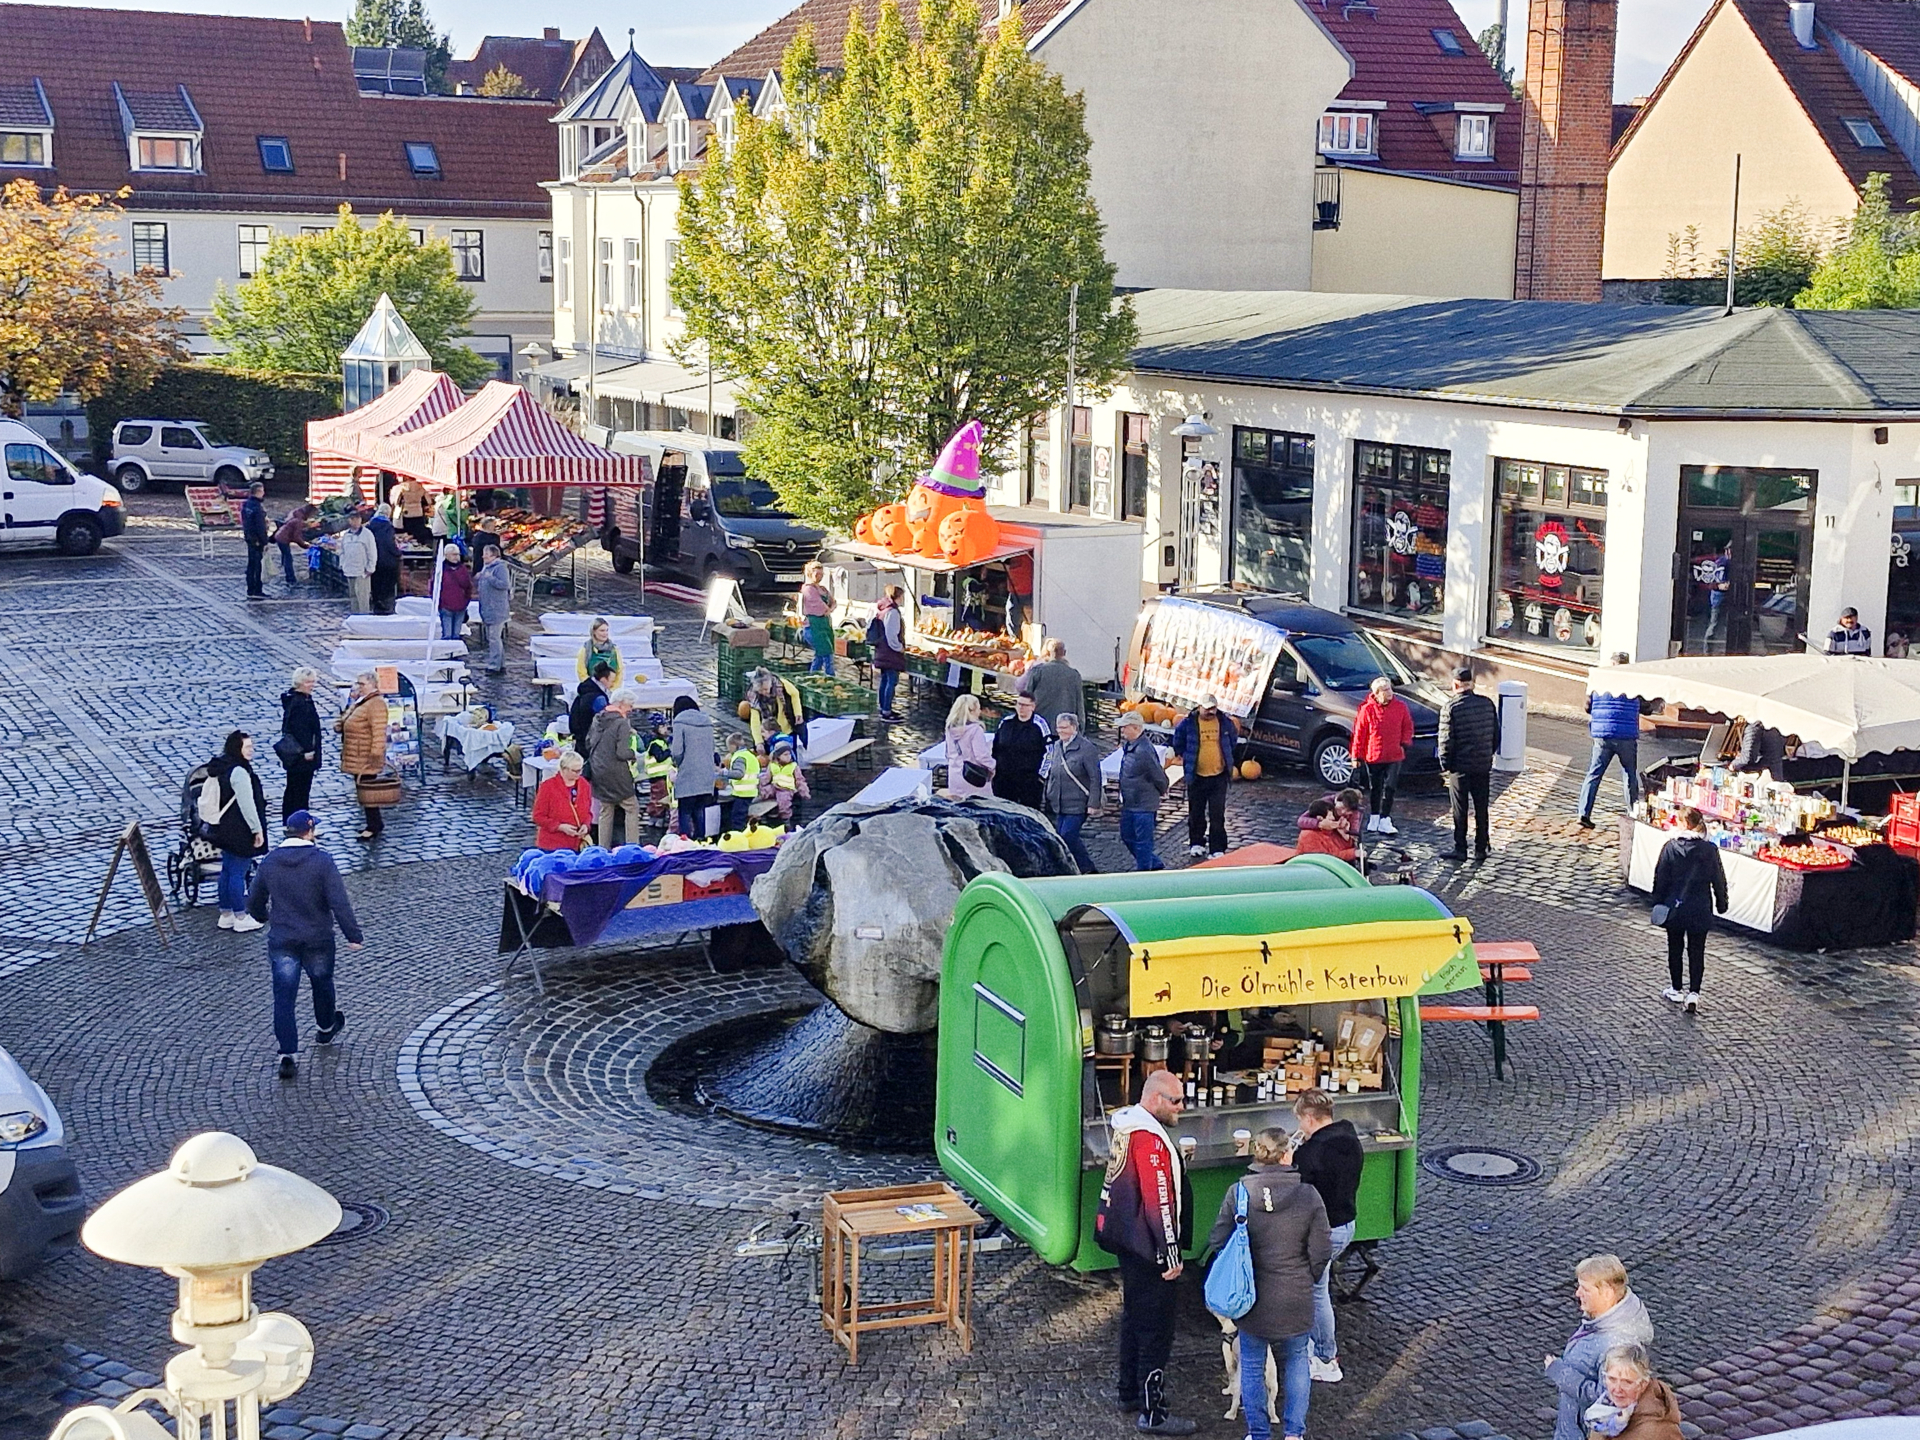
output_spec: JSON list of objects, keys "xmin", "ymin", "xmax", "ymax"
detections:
[
  {"xmin": 971, "ymin": 983, "xmax": 1025, "ymax": 1096},
  {"xmin": 1351, "ymin": 441, "xmax": 1450, "ymax": 623},
  {"xmin": 1119, "ymin": 412, "xmax": 1149, "ymax": 520},
  {"xmin": 1888, "ymin": 482, "xmax": 1919, "ymax": 658},
  {"xmin": 1488, "ymin": 459, "xmax": 1608, "ymax": 653},
  {"xmin": 1068, "ymin": 405, "xmax": 1092, "ymax": 512},
  {"xmin": 1022, "ymin": 412, "xmax": 1050, "ymax": 506},
  {"xmin": 1231, "ymin": 426, "xmax": 1315, "ymax": 596},
  {"xmin": 1673, "ymin": 466, "xmax": 1816, "ymax": 656}
]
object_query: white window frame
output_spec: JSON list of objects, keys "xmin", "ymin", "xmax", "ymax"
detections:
[
  {"xmin": 1318, "ymin": 111, "xmax": 1375, "ymax": 157},
  {"xmin": 716, "ymin": 107, "xmax": 736, "ymax": 158},
  {"xmin": 132, "ymin": 132, "xmax": 199, "ymax": 172},
  {"xmin": 556, "ymin": 236, "xmax": 572, "ymax": 307},
  {"xmin": 236, "ymin": 223, "xmax": 273, "ymax": 279},
  {"xmin": 667, "ymin": 114, "xmax": 690, "ymax": 173},
  {"xmin": 1455, "ymin": 113, "xmax": 1494, "ymax": 160},
  {"xmin": 597, "ymin": 236, "xmax": 614, "ymax": 311},
  {"xmin": 130, "ymin": 221, "xmax": 168, "ymax": 275},
  {"xmin": 450, "ymin": 228, "xmax": 484, "ymax": 281},
  {"xmin": 665, "ymin": 239, "xmax": 682, "ymax": 317},
  {"xmin": 0, "ymin": 130, "xmax": 51, "ymax": 167},
  {"xmin": 624, "ymin": 237, "xmax": 642, "ymax": 311},
  {"xmin": 538, "ymin": 230, "xmax": 553, "ymax": 282}
]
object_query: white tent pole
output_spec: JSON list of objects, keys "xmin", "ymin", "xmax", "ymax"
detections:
[{"xmin": 1843, "ymin": 759, "xmax": 1852, "ymax": 810}]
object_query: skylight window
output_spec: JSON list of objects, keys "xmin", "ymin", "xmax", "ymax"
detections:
[
  {"xmin": 1432, "ymin": 29, "xmax": 1466, "ymax": 56},
  {"xmin": 257, "ymin": 136, "xmax": 293, "ymax": 173},
  {"xmin": 1843, "ymin": 118, "xmax": 1886, "ymax": 148},
  {"xmin": 404, "ymin": 140, "xmax": 441, "ymax": 177}
]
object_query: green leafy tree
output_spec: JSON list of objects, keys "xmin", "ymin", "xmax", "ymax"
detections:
[
  {"xmin": 345, "ymin": 0, "xmax": 452, "ymax": 92},
  {"xmin": 1795, "ymin": 173, "xmax": 1920, "ymax": 309},
  {"xmin": 207, "ymin": 206, "xmax": 488, "ymax": 385},
  {"xmin": 1658, "ymin": 200, "xmax": 1832, "ymax": 307},
  {"xmin": 477, "ymin": 63, "xmax": 530, "ymax": 97},
  {"xmin": 671, "ymin": 0, "xmax": 1135, "ymax": 531},
  {"xmin": 1477, "ymin": 23, "xmax": 1514, "ymax": 93}
]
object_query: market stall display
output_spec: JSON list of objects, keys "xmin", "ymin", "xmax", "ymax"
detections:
[
  {"xmin": 437, "ymin": 709, "xmax": 515, "ymax": 775},
  {"xmin": 305, "ymin": 368, "xmax": 464, "ymax": 502},
  {"xmin": 935, "ymin": 857, "xmax": 1480, "ymax": 1270}
]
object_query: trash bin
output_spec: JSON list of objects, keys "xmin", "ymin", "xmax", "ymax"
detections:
[{"xmin": 1494, "ymin": 680, "xmax": 1528, "ymax": 773}]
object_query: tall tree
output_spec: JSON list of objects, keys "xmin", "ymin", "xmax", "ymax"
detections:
[
  {"xmin": 671, "ymin": 0, "xmax": 1135, "ymax": 531},
  {"xmin": 477, "ymin": 64, "xmax": 530, "ymax": 97},
  {"xmin": 1657, "ymin": 199, "xmax": 1833, "ymax": 307},
  {"xmin": 0, "ymin": 180, "xmax": 183, "ymax": 416},
  {"xmin": 1794, "ymin": 173, "xmax": 1920, "ymax": 309},
  {"xmin": 345, "ymin": 0, "xmax": 452, "ymax": 91},
  {"xmin": 207, "ymin": 205, "xmax": 489, "ymax": 384}
]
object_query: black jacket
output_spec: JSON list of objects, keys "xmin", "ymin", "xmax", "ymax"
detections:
[
  {"xmin": 1652, "ymin": 833, "xmax": 1729, "ymax": 932},
  {"xmin": 370, "ymin": 515, "xmax": 403, "ymax": 568},
  {"xmin": 1733, "ymin": 722, "xmax": 1787, "ymax": 776},
  {"xmin": 204, "ymin": 755, "xmax": 268, "ymax": 857},
  {"xmin": 280, "ymin": 690, "xmax": 322, "ymax": 767},
  {"xmin": 990, "ymin": 716, "xmax": 1047, "ymax": 807},
  {"xmin": 1206, "ymin": 1163, "xmax": 1332, "ymax": 1343},
  {"xmin": 1292, "ymin": 1118, "xmax": 1365, "ymax": 1229},
  {"xmin": 1437, "ymin": 691, "xmax": 1500, "ymax": 774},
  {"xmin": 240, "ymin": 495, "xmax": 271, "ymax": 545},
  {"xmin": 568, "ymin": 679, "xmax": 607, "ymax": 757},
  {"xmin": 246, "ymin": 841, "xmax": 363, "ymax": 946}
]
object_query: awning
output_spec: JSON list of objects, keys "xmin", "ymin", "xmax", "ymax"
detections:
[
  {"xmin": 583, "ymin": 357, "xmax": 740, "ymax": 411},
  {"xmin": 830, "ymin": 536, "xmax": 1033, "ymax": 574},
  {"xmin": 305, "ymin": 369, "xmax": 466, "ymax": 501},
  {"xmin": 1593, "ymin": 655, "xmax": 1920, "ymax": 761},
  {"xmin": 527, "ymin": 354, "xmax": 595, "ymax": 384}
]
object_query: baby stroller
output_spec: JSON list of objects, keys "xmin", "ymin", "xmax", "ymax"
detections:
[{"xmin": 166, "ymin": 761, "xmax": 246, "ymax": 908}]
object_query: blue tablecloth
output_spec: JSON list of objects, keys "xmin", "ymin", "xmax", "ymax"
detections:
[{"xmin": 521, "ymin": 849, "xmax": 778, "ymax": 949}]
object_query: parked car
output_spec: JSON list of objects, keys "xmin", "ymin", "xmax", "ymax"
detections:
[
  {"xmin": 0, "ymin": 418, "xmax": 126, "ymax": 556},
  {"xmin": 1123, "ymin": 589, "xmax": 1447, "ymax": 788},
  {"xmin": 601, "ymin": 431, "xmax": 825, "ymax": 590},
  {"xmin": 0, "ymin": 1040, "xmax": 82, "ymax": 1280},
  {"xmin": 110, "ymin": 419, "xmax": 274, "ymax": 494}
]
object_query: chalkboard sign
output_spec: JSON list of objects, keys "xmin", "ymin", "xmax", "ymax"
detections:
[{"xmin": 85, "ymin": 820, "xmax": 178, "ymax": 946}]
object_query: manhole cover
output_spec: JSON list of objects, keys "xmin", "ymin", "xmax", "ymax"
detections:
[
  {"xmin": 313, "ymin": 1201, "xmax": 390, "ymax": 1247},
  {"xmin": 1420, "ymin": 1146, "xmax": 1542, "ymax": 1187}
]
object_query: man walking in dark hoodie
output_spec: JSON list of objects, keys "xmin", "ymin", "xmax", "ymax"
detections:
[
  {"xmin": 1291, "ymin": 1088, "xmax": 1365, "ymax": 1383},
  {"xmin": 245, "ymin": 809, "xmax": 362, "ymax": 1079},
  {"xmin": 1095, "ymin": 1068, "xmax": 1197, "ymax": 1435}
]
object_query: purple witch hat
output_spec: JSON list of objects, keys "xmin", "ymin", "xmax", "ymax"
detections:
[{"xmin": 920, "ymin": 421, "xmax": 986, "ymax": 499}]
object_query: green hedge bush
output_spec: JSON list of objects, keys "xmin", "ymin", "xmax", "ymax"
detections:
[{"xmin": 86, "ymin": 364, "xmax": 340, "ymax": 473}]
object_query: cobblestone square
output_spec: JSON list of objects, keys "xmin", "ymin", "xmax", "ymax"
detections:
[{"xmin": 3, "ymin": 496, "xmax": 1919, "ymax": 1440}]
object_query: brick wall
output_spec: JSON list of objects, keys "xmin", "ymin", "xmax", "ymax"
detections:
[{"xmin": 1514, "ymin": 0, "xmax": 1619, "ymax": 301}]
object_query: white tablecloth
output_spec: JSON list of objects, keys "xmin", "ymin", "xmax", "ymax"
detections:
[
  {"xmin": 395, "ymin": 596, "xmax": 480, "ymax": 623},
  {"xmin": 534, "ymin": 655, "xmax": 667, "ymax": 686},
  {"xmin": 1624, "ymin": 819, "xmax": 1782, "ymax": 933},
  {"xmin": 797, "ymin": 715, "xmax": 856, "ymax": 763},
  {"xmin": 530, "ymin": 632, "xmax": 657, "ymax": 660},
  {"xmin": 519, "ymin": 751, "xmax": 562, "ymax": 797},
  {"xmin": 334, "ymin": 638, "xmax": 469, "ymax": 662},
  {"xmin": 538, "ymin": 614, "xmax": 653, "ymax": 638},
  {"xmin": 1100, "ymin": 743, "xmax": 1176, "ymax": 783},
  {"xmin": 853, "ymin": 766, "xmax": 934, "ymax": 806},
  {"xmin": 437, "ymin": 717, "xmax": 516, "ymax": 771}
]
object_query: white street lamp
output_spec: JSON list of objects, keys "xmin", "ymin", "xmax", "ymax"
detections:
[
  {"xmin": 1171, "ymin": 414, "xmax": 1218, "ymax": 439},
  {"xmin": 49, "ymin": 1132, "xmax": 340, "ymax": 1440}
]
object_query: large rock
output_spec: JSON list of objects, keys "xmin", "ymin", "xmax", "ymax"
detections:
[{"xmin": 751, "ymin": 795, "xmax": 1077, "ymax": 1033}]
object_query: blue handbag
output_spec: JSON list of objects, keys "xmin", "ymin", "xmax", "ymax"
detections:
[{"xmin": 1204, "ymin": 1182, "xmax": 1256, "ymax": 1320}]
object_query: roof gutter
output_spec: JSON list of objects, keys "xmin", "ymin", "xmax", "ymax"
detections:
[{"xmin": 1126, "ymin": 363, "xmax": 1920, "ymax": 423}]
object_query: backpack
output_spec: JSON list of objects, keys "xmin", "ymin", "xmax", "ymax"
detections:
[
  {"xmin": 864, "ymin": 612, "xmax": 887, "ymax": 648},
  {"xmin": 195, "ymin": 772, "xmax": 233, "ymax": 836},
  {"xmin": 1203, "ymin": 1183, "xmax": 1256, "ymax": 1320}
]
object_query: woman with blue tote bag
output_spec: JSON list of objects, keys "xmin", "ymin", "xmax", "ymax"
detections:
[{"xmin": 1206, "ymin": 1129, "xmax": 1333, "ymax": 1440}]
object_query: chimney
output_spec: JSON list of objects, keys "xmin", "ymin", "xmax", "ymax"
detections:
[
  {"xmin": 1789, "ymin": 2, "xmax": 1817, "ymax": 49},
  {"xmin": 544, "ymin": 26, "xmax": 561, "ymax": 40},
  {"xmin": 1514, "ymin": 0, "xmax": 1619, "ymax": 302}
]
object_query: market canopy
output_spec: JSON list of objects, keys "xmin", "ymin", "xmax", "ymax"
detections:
[
  {"xmin": 377, "ymin": 380, "xmax": 650, "ymax": 494},
  {"xmin": 306, "ymin": 369, "xmax": 465, "ymax": 501},
  {"xmin": 1592, "ymin": 654, "xmax": 1920, "ymax": 760}
]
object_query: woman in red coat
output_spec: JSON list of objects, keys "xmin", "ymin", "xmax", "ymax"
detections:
[
  {"xmin": 532, "ymin": 750, "xmax": 595, "ymax": 851},
  {"xmin": 1350, "ymin": 677, "xmax": 1414, "ymax": 837}
]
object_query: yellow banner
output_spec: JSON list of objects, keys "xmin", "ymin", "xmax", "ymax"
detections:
[{"xmin": 1128, "ymin": 918, "xmax": 1473, "ymax": 1015}]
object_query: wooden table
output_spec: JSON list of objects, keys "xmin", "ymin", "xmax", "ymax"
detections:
[{"xmin": 821, "ymin": 1183, "xmax": 981, "ymax": 1365}]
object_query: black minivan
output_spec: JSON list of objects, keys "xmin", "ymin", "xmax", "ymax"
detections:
[{"xmin": 1124, "ymin": 590, "xmax": 1446, "ymax": 788}]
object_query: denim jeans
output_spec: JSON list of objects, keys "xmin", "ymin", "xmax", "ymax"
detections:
[
  {"xmin": 439, "ymin": 608, "xmax": 465, "ymax": 640},
  {"xmin": 1578, "ymin": 737, "xmax": 1640, "ymax": 819},
  {"xmin": 677, "ymin": 794, "xmax": 710, "ymax": 840},
  {"xmin": 878, "ymin": 668, "xmax": 900, "ymax": 714},
  {"xmin": 484, "ymin": 621, "xmax": 507, "ymax": 670},
  {"xmin": 1119, "ymin": 810, "xmax": 1164, "ymax": 870},
  {"xmin": 1056, "ymin": 812, "xmax": 1098, "ymax": 872},
  {"xmin": 270, "ymin": 941, "xmax": 337, "ymax": 1057},
  {"xmin": 1239, "ymin": 1328, "xmax": 1312, "ymax": 1440},
  {"xmin": 1311, "ymin": 1220, "xmax": 1355, "ymax": 1362},
  {"xmin": 278, "ymin": 541, "xmax": 297, "ymax": 586},
  {"xmin": 218, "ymin": 851, "xmax": 250, "ymax": 912}
]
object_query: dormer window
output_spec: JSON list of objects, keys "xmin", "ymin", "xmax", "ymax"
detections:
[
  {"xmin": 1455, "ymin": 113, "xmax": 1494, "ymax": 159},
  {"xmin": 115, "ymin": 82, "xmax": 203, "ymax": 173},
  {"xmin": 716, "ymin": 107, "xmax": 736, "ymax": 157},
  {"xmin": 0, "ymin": 80, "xmax": 54, "ymax": 169},
  {"xmin": 1318, "ymin": 111, "xmax": 1376, "ymax": 157},
  {"xmin": 668, "ymin": 112, "xmax": 690, "ymax": 172}
]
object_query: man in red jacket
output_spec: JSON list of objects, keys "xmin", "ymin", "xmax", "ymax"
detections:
[
  {"xmin": 1096, "ymin": 1068, "xmax": 1197, "ymax": 1434},
  {"xmin": 1351, "ymin": 676, "xmax": 1414, "ymax": 837}
]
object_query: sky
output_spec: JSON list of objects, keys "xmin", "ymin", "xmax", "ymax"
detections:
[{"xmin": 37, "ymin": 0, "xmax": 1712, "ymax": 98}]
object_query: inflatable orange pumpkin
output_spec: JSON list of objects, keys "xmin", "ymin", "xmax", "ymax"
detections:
[
  {"xmin": 938, "ymin": 503, "xmax": 1000, "ymax": 566},
  {"xmin": 869, "ymin": 502, "xmax": 909, "ymax": 551},
  {"xmin": 854, "ymin": 513, "xmax": 875, "ymax": 544}
]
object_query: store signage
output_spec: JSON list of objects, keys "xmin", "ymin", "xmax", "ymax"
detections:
[
  {"xmin": 1534, "ymin": 520, "xmax": 1570, "ymax": 587},
  {"xmin": 1126, "ymin": 917, "xmax": 1477, "ymax": 1015}
]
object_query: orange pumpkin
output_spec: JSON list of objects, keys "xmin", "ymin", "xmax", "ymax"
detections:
[
  {"xmin": 938, "ymin": 503, "xmax": 1000, "ymax": 565},
  {"xmin": 1239, "ymin": 759, "xmax": 1263, "ymax": 781},
  {"xmin": 904, "ymin": 484, "xmax": 968, "ymax": 559},
  {"xmin": 854, "ymin": 513, "xmax": 876, "ymax": 543},
  {"xmin": 869, "ymin": 503, "xmax": 910, "ymax": 551}
]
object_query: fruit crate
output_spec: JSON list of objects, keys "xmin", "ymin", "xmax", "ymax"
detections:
[{"xmin": 797, "ymin": 674, "xmax": 876, "ymax": 716}]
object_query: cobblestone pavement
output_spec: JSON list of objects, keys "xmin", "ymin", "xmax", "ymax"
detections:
[{"xmin": 3, "ymin": 494, "xmax": 1920, "ymax": 1439}]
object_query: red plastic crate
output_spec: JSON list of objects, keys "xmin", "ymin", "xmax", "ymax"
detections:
[
  {"xmin": 1892, "ymin": 793, "xmax": 1920, "ymax": 827},
  {"xmin": 1892, "ymin": 817, "xmax": 1920, "ymax": 851}
]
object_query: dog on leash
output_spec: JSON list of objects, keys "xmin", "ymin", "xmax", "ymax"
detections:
[{"xmin": 1217, "ymin": 1314, "xmax": 1279, "ymax": 1423}]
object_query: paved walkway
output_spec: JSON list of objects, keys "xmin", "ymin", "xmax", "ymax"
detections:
[{"xmin": 2, "ymin": 496, "xmax": 1919, "ymax": 1439}]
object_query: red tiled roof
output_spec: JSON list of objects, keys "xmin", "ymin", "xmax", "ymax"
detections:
[
  {"xmin": 0, "ymin": 3, "xmax": 555, "ymax": 218},
  {"xmin": 446, "ymin": 31, "xmax": 611, "ymax": 101},
  {"xmin": 1310, "ymin": 0, "xmax": 1520, "ymax": 185},
  {"xmin": 702, "ymin": 0, "xmax": 1073, "ymax": 80}
]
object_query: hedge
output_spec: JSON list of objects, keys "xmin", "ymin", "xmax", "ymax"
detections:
[{"xmin": 86, "ymin": 364, "xmax": 340, "ymax": 473}]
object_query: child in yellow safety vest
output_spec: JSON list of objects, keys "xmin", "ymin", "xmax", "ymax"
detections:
[
  {"xmin": 721, "ymin": 735, "xmax": 761, "ymax": 834},
  {"xmin": 763, "ymin": 739, "xmax": 812, "ymax": 825},
  {"xmin": 641, "ymin": 711, "xmax": 674, "ymax": 824}
]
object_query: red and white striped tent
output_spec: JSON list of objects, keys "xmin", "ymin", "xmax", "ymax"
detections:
[
  {"xmin": 374, "ymin": 381, "xmax": 649, "ymax": 524},
  {"xmin": 304, "ymin": 369, "xmax": 466, "ymax": 502}
]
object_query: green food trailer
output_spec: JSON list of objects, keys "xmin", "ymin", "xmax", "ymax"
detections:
[{"xmin": 934, "ymin": 855, "xmax": 1480, "ymax": 1270}]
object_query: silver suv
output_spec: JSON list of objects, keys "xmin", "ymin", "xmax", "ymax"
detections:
[
  {"xmin": 111, "ymin": 419, "xmax": 273, "ymax": 494},
  {"xmin": 0, "ymin": 1040, "xmax": 81, "ymax": 1279}
]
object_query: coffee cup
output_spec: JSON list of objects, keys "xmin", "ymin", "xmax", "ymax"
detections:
[
  {"xmin": 1232, "ymin": 1128, "xmax": 1252, "ymax": 1156},
  {"xmin": 1178, "ymin": 1136, "xmax": 1198, "ymax": 1162}
]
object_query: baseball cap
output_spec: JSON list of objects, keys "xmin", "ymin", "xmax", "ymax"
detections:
[
  {"xmin": 1452, "ymin": 666, "xmax": 1474, "ymax": 683},
  {"xmin": 285, "ymin": 809, "xmax": 316, "ymax": 835}
]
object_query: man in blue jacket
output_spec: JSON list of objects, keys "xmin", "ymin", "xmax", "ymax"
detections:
[
  {"xmin": 1578, "ymin": 653, "xmax": 1650, "ymax": 829},
  {"xmin": 246, "ymin": 809, "xmax": 363, "ymax": 1079},
  {"xmin": 240, "ymin": 481, "xmax": 270, "ymax": 600}
]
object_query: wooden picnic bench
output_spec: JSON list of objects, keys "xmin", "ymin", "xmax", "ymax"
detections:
[
  {"xmin": 184, "ymin": 486, "xmax": 239, "ymax": 558},
  {"xmin": 1420, "ymin": 939, "xmax": 1541, "ymax": 1079}
]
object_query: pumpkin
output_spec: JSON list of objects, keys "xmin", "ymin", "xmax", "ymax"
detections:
[
  {"xmin": 870, "ymin": 503, "xmax": 910, "ymax": 551},
  {"xmin": 737, "ymin": 701, "xmax": 753, "ymax": 720},
  {"xmin": 1119, "ymin": 699, "xmax": 1137, "ymax": 713},
  {"xmin": 1239, "ymin": 759, "xmax": 1263, "ymax": 781},
  {"xmin": 937, "ymin": 501, "xmax": 1000, "ymax": 565},
  {"xmin": 904, "ymin": 483, "xmax": 968, "ymax": 559},
  {"xmin": 854, "ymin": 513, "xmax": 875, "ymax": 544}
]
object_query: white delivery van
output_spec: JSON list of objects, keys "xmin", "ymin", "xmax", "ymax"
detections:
[{"xmin": 0, "ymin": 418, "xmax": 126, "ymax": 555}]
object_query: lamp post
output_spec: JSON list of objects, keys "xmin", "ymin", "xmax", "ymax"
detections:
[
  {"xmin": 48, "ymin": 1132, "xmax": 340, "ymax": 1440},
  {"xmin": 1170, "ymin": 415, "xmax": 1219, "ymax": 589}
]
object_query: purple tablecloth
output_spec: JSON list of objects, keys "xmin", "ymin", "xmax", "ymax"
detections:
[{"xmin": 536, "ymin": 849, "xmax": 777, "ymax": 948}]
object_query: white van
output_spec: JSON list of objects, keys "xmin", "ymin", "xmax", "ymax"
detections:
[{"xmin": 0, "ymin": 418, "xmax": 125, "ymax": 555}]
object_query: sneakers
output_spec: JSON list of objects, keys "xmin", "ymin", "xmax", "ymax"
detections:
[
  {"xmin": 1136, "ymin": 1370, "xmax": 1196, "ymax": 1436},
  {"xmin": 1377, "ymin": 817, "xmax": 1398, "ymax": 837},
  {"xmin": 1576, "ymin": 816, "xmax": 1596, "ymax": 830},
  {"xmin": 1188, "ymin": 844, "xmax": 1207, "ymax": 858},
  {"xmin": 231, "ymin": 915, "xmax": 263, "ymax": 933},
  {"xmin": 316, "ymin": 1011, "xmax": 346, "ymax": 1045},
  {"xmin": 1364, "ymin": 815, "xmax": 1381, "ymax": 834},
  {"xmin": 1684, "ymin": 992, "xmax": 1700, "ymax": 1012},
  {"xmin": 1441, "ymin": 849, "xmax": 1467, "ymax": 862},
  {"xmin": 217, "ymin": 913, "xmax": 236, "ymax": 929},
  {"xmin": 1310, "ymin": 1356, "xmax": 1343, "ymax": 1383},
  {"xmin": 277, "ymin": 1055, "xmax": 297, "ymax": 1080},
  {"xmin": 1662, "ymin": 987, "xmax": 1685, "ymax": 1004}
]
